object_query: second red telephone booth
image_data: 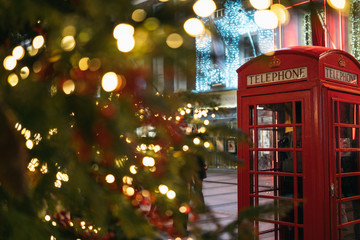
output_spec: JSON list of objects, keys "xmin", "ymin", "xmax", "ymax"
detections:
[{"xmin": 237, "ymin": 46, "xmax": 360, "ymax": 240}]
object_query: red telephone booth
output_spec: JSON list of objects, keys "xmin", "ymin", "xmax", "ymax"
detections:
[{"xmin": 237, "ymin": 46, "xmax": 360, "ymax": 240}]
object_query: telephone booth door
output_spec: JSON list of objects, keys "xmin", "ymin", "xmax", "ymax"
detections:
[
  {"xmin": 239, "ymin": 91, "xmax": 311, "ymax": 240},
  {"xmin": 329, "ymin": 91, "xmax": 360, "ymax": 240}
]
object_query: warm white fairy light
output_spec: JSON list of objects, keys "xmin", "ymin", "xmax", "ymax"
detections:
[
  {"xmin": 250, "ymin": 0, "xmax": 271, "ymax": 10},
  {"xmin": 62, "ymin": 80, "xmax": 75, "ymax": 94},
  {"xmin": 27, "ymin": 158, "xmax": 40, "ymax": 172},
  {"xmin": 182, "ymin": 145, "xmax": 189, "ymax": 151},
  {"xmin": 184, "ymin": 18, "xmax": 205, "ymax": 37},
  {"xmin": 56, "ymin": 172, "xmax": 69, "ymax": 182},
  {"xmin": 102, "ymin": 72, "xmax": 119, "ymax": 92},
  {"xmin": 12, "ymin": 46, "xmax": 25, "ymax": 60},
  {"xmin": 193, "ymin": 0, "xmax": 217, "ymax": 17},
  {"xmin": 166, "ymin": 190, "xmax": 176, "ymax": 199},
  {"xmin": 105, "ymin": 174, "xmax": 115, "ymax": 183},
  {"xmin": 123, "ymin": 185, "xmax": 135, "ymax": 196},
  {"xmin": 166, "ymin": 33, "xmax": 184, "ymax": 49},
  {"xmin": 54, "ymin": 180, "xmax": 62, "ymax": 188},
  {"xmin": 193, "ymin": 137, "xmax": 201, "ymax": 145},
  {"xmin": 113, "ymin": 24, "xmax": 135, "ymax": 39},
  {"xmin": 180, "ymin": 110, "xmax": 186, "ymax": 115},
  {"xmin": 132, "ymin": 9, "xmax": 147, "ymax": 22},
  {"xmin": 204, "ymin": 141, "xmax": 211, "ymax": 148},
  {"xmin": 40, "ymin": 163, "xmax": 48, "ymax": 174},
  {"xmin": 44, "ymin": 215, "xmax": 51, "ymax": 221},
  {"xmin": 142, "ymin": 156, "xmax": 155, "ymax": 167},
  {"xmin": 3, "ymin": 56, "xmax": 17, "ymax": 70},
  {"xmin": 7, "ymin": 73, "xmax": 19, "ymax": 87},
  {"xmin": 33, "ymin": 35, "xmax": 45, "ymax": 49},
  {"xmin": 129, "ymin": 165, "xmax": 137, "ymax": 174},
  {"xmin": 26, "ymin": 139, "xmax": 34, "ymax": 149},
  {"xmin": 159, "ymin": 184, "xmax": 169, "ymax": 194},
  {"xmin": 78, "ymin": 57, "xmax": 90, "ymax": 71},
  {"xmin": 254, "ymin": 10, "xmax": 278, "ymax": 29},
  {"xmin": 122, "ymin": 176, "xmax": 133, "ymax": 185},
  {"xmin": 61, "ymin": 36, "xmax": 76, "ymax": 51},
  {"xmin": 328, "ymin": 0, "xmax": 345, "ymax": 9}
]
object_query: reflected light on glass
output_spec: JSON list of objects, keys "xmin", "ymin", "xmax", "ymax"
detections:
[
  {"xmin": 193, "ymin": 0, "xmax": 217, "ymax": 18},
  {"xmin": 183, "ymin": 18, "xmax": 205, "ymax": 37},
  {"xmin": 254, "ymin": 10, "xmax": 279, "ymax": 29}
]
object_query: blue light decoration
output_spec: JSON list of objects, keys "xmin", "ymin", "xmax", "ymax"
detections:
[{"xmin": 195, "ymin": 0, "xmax": 274, "ymax": 92}]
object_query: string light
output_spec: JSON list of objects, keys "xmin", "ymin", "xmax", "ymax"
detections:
[
  {"xmin": 32, "ymin": 35, "xmax": 45, "ymax": 49},
  {"xmin": 105, "ymin": 174, "xmax": 115, "ymax": 183},
  {"xmin": 195, "ymin": 0, "xmax": 273, "ymax": 91},
  {"xmin": 166, "ymin": 190, "xmax": 176, "ymax": 199},
  {"xmin": 184, "ymin": 18, "xmax": 205, "ymax": 37},
  {"xmin": 193, "ymin": 0, "xmax": 217, "ymax": 17}
]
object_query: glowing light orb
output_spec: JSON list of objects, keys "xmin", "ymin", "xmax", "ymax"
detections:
[
  {"xmin": 101, "ymin": 72, "xmax": 119, "ymax": 92},
  {"xmin": 12, "ymin": 46, "xmax": 25, "ymax": 60},
  {"xmin": 132, "ymin": 9, "xmax": 147, "ymax": 22},
  {"xmin": 26, "ymin": 140, "xmax": 34, "ymax": 149},
  {"xmin": 254, "ymin": 10, "xmax": 279, "ymax": 29},
  {"xmin": 204, "ymin": 119, "xmax": 210, "ymax": 125},
  {"xmin": 144, "ymin": 18, "xmax": 160, "ymax": 31},
  {"xmin": 250, "ymin": 0, "xmax": 271, "ymax": 10},
  {"xmin": 270, "ymin": 4, "xmax": 290, "ymax": 25},
  {"xmin": 61, "ymin": 36, "xmax": 76, "ymax": 51},
  {"xmin": 105, "ymin": 174, "xmax": 115, "ymax": 183},
  {"xmin": 193, "ymin": 137, "xmax": 201, "ymax": 145},
  {"xmin": 193, "ymin": 0, "xmax": 217, "ymax": 18},
  {"xmin": 3, "ymin": 56, "xmax": 17, "ymax": 70},
  {"xmin": 166, "ymin": 33, "xmax": 184, "ymax": 49},
  {"xmin": 78, "ymin": 57, "xmax": 90, "ymax": 71},
  {"xmin": 45, "ymin": 215, "xmax": 51, "ymax": 221},
  {"xmin": 117, "ymin": 36, "xmax": 135, "ymax": 53},
  {"xmin": 130, "ymin": 165, "xmax": 137, "ymax": 174},
  {"xmin": 113, "ymin": 24, "xmax": 135, "ymax": 39},
  {"xmin": 7, "ymin": 73, "xmax": 19, "ymax": 87},
  {"xmin": 159, "ymin": 184, "xmax": 169, "ymax": 194},
  {"xmin": 142, "ymin": 156, "xmax": 155, "ymax": 167},
  {"xmin": 182, "ymin": 145, "xmax": 189, "ymax": 151},
  {"xmin": 62, "ymin": 79, "xmax": 75, "ymax": 94},
  {"xmin": 328, "ymin": 0, "xmax": 345, "ymax": 9},
  {"xmin": 33, "ymin": 35, "xmax": 45, "ymax": 49},
  {"xmin": 166, "ymin": 190, "xmax": 176, "ymax": 199},
  {"xmin": 20, "ymin": 66, "xmax": 30, "ymax": 79},
  {"xmin": 184, "ymin": 18, "xmax": 205, "ymax": 37},
  {"xmin": 204, "ymin": 141, "xmax": 211, "ymax": 148}
]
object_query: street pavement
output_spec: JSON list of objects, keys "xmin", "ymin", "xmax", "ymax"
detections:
[{"xmin": 197, "ymin": 168, "xmax": 238, "ymax": 239}]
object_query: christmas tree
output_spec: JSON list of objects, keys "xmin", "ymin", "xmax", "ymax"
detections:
[{"xmin": 0, "ymin": 0, "xmax": 264, "ymax": 239}]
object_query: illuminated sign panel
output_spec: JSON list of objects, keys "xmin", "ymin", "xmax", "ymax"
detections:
[
  {"xmin": 325, "ymin": 67, "xmax": 358, "ymax": 84},
  {"xmin": 246, "ymin": 67, "xmax": 307, "ymax": 86}
]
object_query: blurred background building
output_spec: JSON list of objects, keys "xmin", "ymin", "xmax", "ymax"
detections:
[{"xmin": 133, "ymin": 0, "xmax": 360, "ymax": 168}]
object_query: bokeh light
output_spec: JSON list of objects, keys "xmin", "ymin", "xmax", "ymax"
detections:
[
  {"xmin": 105, "ymin": 174, "xmax": 115, "ymax": 183},
  {"xmin": 193, "ymin": 0, "xmax": 217, "ymax": 18},
  {"xmin": 26, "ymin": 139, "xmax": 34, "ymax": 149},
  {"xmin": 7, "ymin": 73, "xmax": 19, "ymax": 87},
  {"xmin": 132, "ymin": 9, "xmax": 147, "ymax": 22},
  {"xmin": 159, "ymin": 184, "xmax": 169, "ymax": 194},
  {"xmin": 61, "ymin": 36, "xmax": 76, "ymax": 51},
  {"xmin": 184, "ymin": 18, "xmax": 205, "ymax": 37},
  {"xmin": 12, "ymin": 46, "xmax": 25, "ymax": 60},
  {"xmin": 166, "ymin": 33, "xmax": 184, "ymax": 49},
  {"xmin": 193, "ymin": 137, "xmax": 201, "ymax": 145},
  {"xmin": 182, "ymin": 145, "xmax": 189, "ymax": 151},
  {"xmin": 62, "ymin": 25, "xmax": 76, "ymax": 36},
  {"xmin": 142, "ymin": 156, "xmax": 155, "ymax": 167},
  {"xmin": 117, "ymin": 36, "xmax": 135, "ymax": 52},
  {"xmin": 101, "ymin": 72, "xmax": 119, "ymax": 92},
  {"xmin": 130, "ymin": 165, "xmax": 137, "ymax": 174},
  {"xmin": 113, "ymin": 23, "xmax": 135, "ymax": 39},
  {"xmin": 33, "ymin": 35, "xmax": 45, "ymax": 49},
  {"xmin": 328, "ymin": 0, "xmax": 345, "ymax": 9},
  {"xmin": 144, "ymin": 18, "xmax": 160, "ymax": 31},
  {"xmin": 78, "ymin": 57, "xmax": 90, "ymax": 71},
  {"xmin": 62, "ymin": 79, "xmax": 75, "ymax": 94},
  {"xmin": 254, "ymin": 10, "xmax": 279, "ymax": 29},
  {"xmin": 270, "ymin": 4, "xmax": 290, "ymax": 25},
  {"xmin": 3, "ymin": 56, "xmax": 17, "ymax": 70},
  {"xmin": 20, "ymin": 66, "xmax": 30, "ymax": 79},
  {"xmin": 166, "ymin": 190, "xmax": 176, "ymax": 199},
  {"xmin": 250, "ymin": 0, "xmax": 271, "ymax": 10}
]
